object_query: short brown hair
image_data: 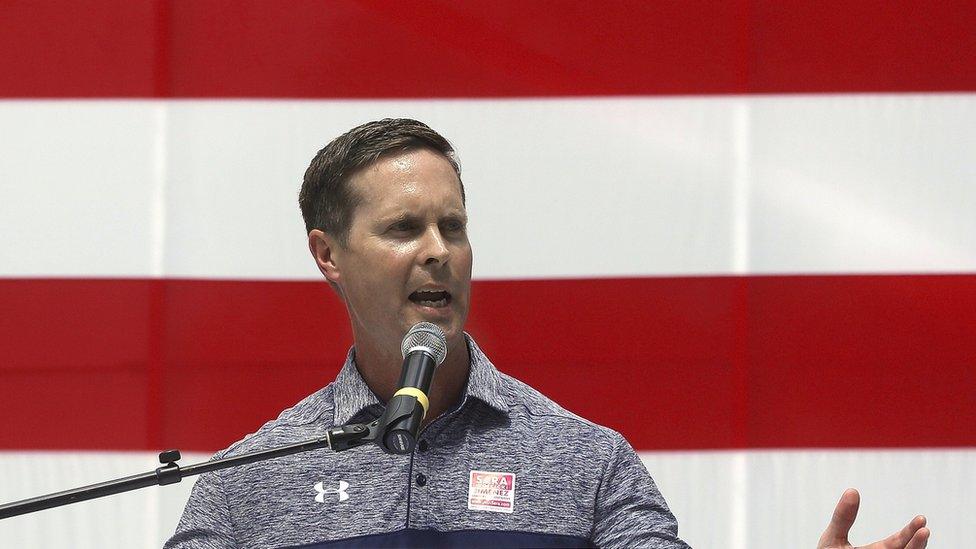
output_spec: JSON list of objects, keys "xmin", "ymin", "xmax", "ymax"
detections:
[{"xmin": 299, "ymin": 118, "xmax": 463, "ymax": 245}]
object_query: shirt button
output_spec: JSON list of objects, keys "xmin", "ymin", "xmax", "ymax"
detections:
[
  {"xmin": 418, "ymin": 440, "xmax": 430, "ymax": 453},
  {"xmin": 416, "ymin": 473, "xmax": 427, "ymax": 487}
]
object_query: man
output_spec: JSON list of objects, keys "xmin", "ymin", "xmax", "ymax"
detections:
[{"xmin": 167, "ymin": 119, "xmax": 929, "ymax": 548}]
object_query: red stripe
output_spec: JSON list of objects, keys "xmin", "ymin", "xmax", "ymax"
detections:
[
  {"xmin": 1, "ymin": 275, "xmax": 973, "ymax": 452},
  {"xmin": 1, "ymin": 1, "xmax": 974, "ymax": 98}
]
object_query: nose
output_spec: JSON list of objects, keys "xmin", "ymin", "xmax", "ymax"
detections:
[{"xmin": 421, "ymin": 224, "xmax": 450, "ymax": 265}]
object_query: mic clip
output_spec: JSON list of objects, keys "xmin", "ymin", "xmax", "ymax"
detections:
[
  {"xmin": 327, "ymin": 400, "xmax": 425, "ymax": 455},
  {"xmin": 375, "ymin": 393, "xmax": 427, "ymax": 455}
]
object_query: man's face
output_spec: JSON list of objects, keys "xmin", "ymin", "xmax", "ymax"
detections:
[{"xmin": 329, "ymin": 148, "xmax": 472, "ymax": 354}]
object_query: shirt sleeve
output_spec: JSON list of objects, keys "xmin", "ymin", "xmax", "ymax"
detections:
[
  {"xmin": 590, "ymin": 432, "xmax": 691, "ymax": 549},
  {"xmin": 163, "ymin": 466, "xmax": 238, "ymax": 549}
]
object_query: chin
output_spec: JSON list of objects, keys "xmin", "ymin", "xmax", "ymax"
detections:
[
  {"xmin": 432, "ymin": 318, "xmax": 462, "ymax": 339},
  {"xmin": 435, "ymin": 321, "xmax": 469, "ymax": 349}
]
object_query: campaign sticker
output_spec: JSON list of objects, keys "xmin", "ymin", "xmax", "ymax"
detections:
[{"xmin": 468, "ymin": 470, "xmax": 516, "ymax": 513}]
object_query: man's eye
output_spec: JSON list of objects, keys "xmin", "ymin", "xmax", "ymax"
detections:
[
  {"xmin": 389, "ymin": 221, "xmax": 416, "ymax": 233},
  {"xmin": 443, "ymin": 220, "xmax": 466, "ymax": 232}
]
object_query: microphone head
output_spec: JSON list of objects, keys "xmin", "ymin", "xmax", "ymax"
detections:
[{"xmin": 401, "ymin": 322, "xmax": 449, "ymax": 365}]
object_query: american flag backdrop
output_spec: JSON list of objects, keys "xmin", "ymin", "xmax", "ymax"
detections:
[{"xmin": 1, "ymin": 2, "xmax": 974, "ymax": 547}]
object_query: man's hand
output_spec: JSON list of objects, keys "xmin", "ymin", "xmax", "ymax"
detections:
[{"xmin": 817, "ymin": 488, "xmax": 929, "ymax": 549}]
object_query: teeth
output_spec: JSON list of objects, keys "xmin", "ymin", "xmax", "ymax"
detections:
[
  {"xmin": 411, "ymin": 291, "xmax": 449, "ymax": 308},
  {"xmin": 416, "ymin": 298, "xmax": 448, "ymax": 307}
]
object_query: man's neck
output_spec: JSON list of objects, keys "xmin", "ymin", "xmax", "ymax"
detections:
[{"xmin": 353, "ymin": 334, "xmax": 471, "ymax": 427}]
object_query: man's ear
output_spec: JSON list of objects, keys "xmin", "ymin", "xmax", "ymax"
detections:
[{"xmin": 308, "ymin": 229, "xmax": 342, "ymax": 286}]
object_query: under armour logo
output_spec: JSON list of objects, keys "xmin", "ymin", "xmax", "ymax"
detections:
[{"xmin": 314, "ymin": 480, "xmax": 349, "ymax": 503}]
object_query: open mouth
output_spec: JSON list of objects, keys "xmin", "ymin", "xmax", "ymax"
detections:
[{"xmin": 408, "ymin": 289, "xmax": 452, "ymax": 308}]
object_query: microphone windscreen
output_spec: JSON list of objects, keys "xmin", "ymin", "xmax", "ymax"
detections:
[{"xmin": 400, "ymin": 322, "xmax": 448, "ymax": 365}]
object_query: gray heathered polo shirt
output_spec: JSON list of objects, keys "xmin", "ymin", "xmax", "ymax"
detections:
[{"xmin": 165, "ymin": 336, "xmax": 690, "ymax": 548}]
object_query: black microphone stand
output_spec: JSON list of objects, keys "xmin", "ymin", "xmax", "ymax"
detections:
[
  {"xmin": 0, "ymin": 327, "xmax": 436, "ymax": 521},
  {"xmin": 0, "ymin": 421, "xmax": 381, "ymax": 520}
]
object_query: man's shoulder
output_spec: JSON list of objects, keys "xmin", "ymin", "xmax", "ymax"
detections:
[
  {"xmin": 496, "ymin": 370, "xmax": 623, "ymax": 449},
  {"xmin": 215, "ymin": 384, "xmax": 336, "ymax": 458}
]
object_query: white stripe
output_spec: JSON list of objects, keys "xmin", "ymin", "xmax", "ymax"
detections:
[
  {"xmin": 1, "ymin": 449, "xmax": 971, "ymax": 548},
  {"xmin": 0, "ymin": 450, "xmax": 206, "ymax": 548},
  {"xmin": 729, "ymin": 451, "xmax": 748, "ymax": 549},
  {"xmin": 0, "ymin": 101, "xmax": 158, "ymax": 277},
  {"xmin": 1, "ymin": 95, "xmax": 974, "ymax": 279},
  {"xmin": 732, "ymin": 100, "xmax": 751, "ymax": 275},
  {"xmin": 642, "ymin": 448, "xmax": 974, "ymax": 549},
  {"xmin": 151, "ymin": 104, "xmax": 168, "ymax": 278}
]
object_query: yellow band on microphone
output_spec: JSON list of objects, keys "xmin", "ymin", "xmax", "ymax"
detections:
[{"xmin": 394, "ymin": 387, "xmax": 429, "ymax": 417}]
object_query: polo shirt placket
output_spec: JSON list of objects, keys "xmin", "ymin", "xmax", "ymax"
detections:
[
  {"xmin": 407, "ymin": 438, "xmax": 428, "ymax": 527},
  {"xmin": 408, "ymin": 398, "xmax": 462, "ymax": 529}
]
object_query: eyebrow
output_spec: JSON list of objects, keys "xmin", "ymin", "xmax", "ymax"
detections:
[
  {"xmin": 380, "ymin": 211, "xmax": 418, "ymax": 225},
  {"xmin": 380, "ymin": 209, "xmax": 467, "ymax": 224}
]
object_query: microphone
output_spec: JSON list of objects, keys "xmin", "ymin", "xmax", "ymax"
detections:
[{"xmin": 378, "ymin": 322, "xmax": 448, "ymax": 454}]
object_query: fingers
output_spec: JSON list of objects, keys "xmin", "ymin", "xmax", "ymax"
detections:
[
  {"xmin": 818, "ymin": 491, "xmax": 929, "ymax": 549},
  {"xmin": 818, "ymin": 488, "xmax": 860, "ymax": 547},
  {"xmin": 906, "ymin": 526, "xmax": 930, "ymax": 549},
  {"xmin": 880, "ymin": 515, "xmax": 928, "ymax": 549}
]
